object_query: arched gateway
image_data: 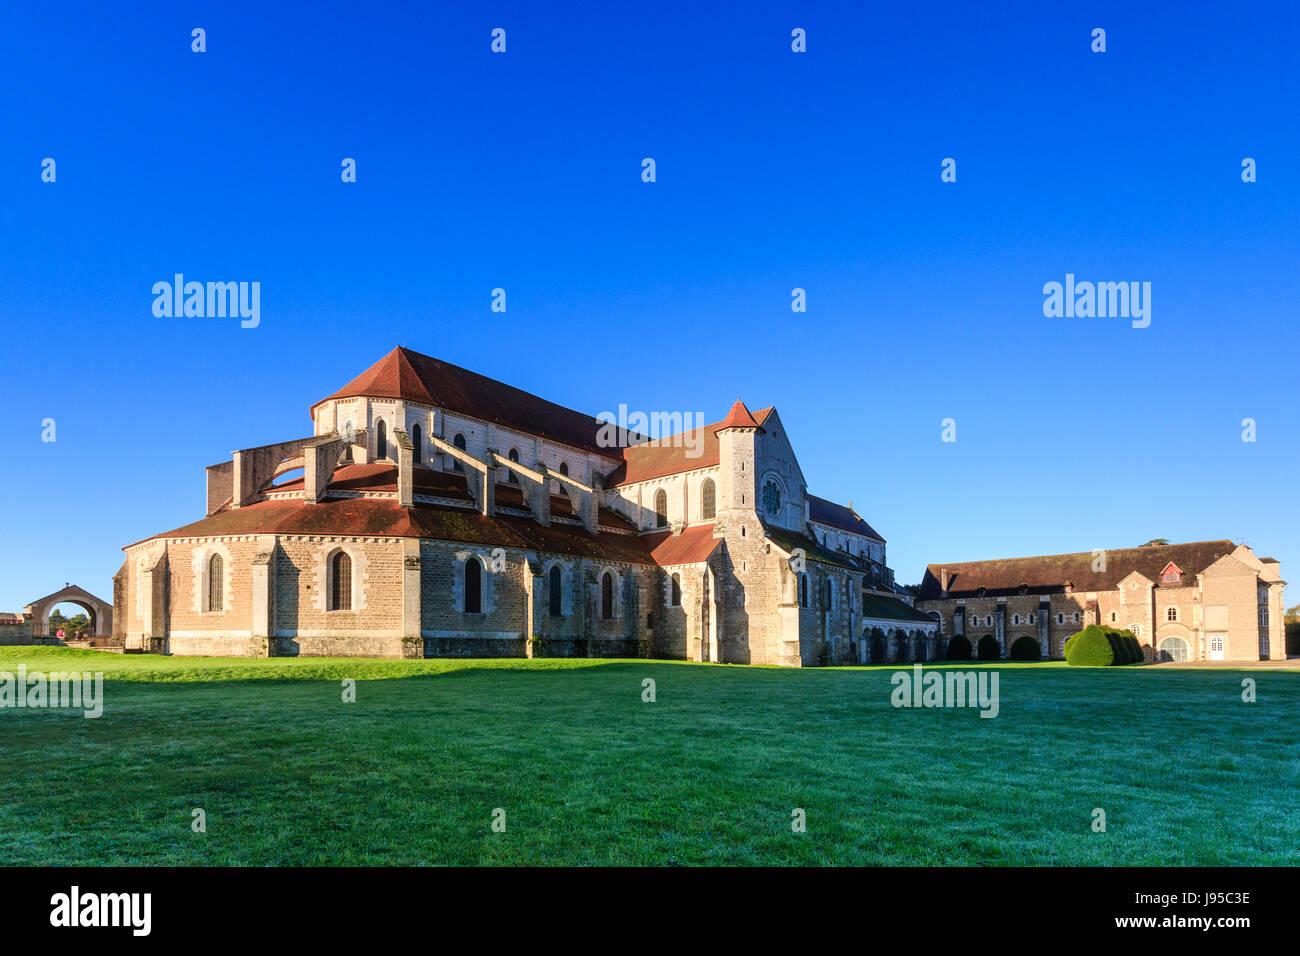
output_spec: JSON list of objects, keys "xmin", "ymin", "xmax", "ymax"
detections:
[{"xmin": 26, "ymin": 584, "xmax": 114, "ymax": 638}]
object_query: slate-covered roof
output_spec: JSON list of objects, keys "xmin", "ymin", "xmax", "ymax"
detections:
[
  {"xmin": 311, "ymin": 347, "xmax": 628, "ymax": 459},
  {"xmin": 918, "ymin": 540, "xmax": 1238, "ymax": 600},
  {"xmin": 808, "ymin": 494, "xmax": 884, "ymax": 542},
  {"xmin": 860, "ymin": 594, "xmax": 936, "ymax": 624},
  {"xmin": 607, "ymin": 407, "xmax": 775, "ymax": 486},
  {"xmin": 765, "ymin": 526, "xmax": 860, "ymax": 571}
]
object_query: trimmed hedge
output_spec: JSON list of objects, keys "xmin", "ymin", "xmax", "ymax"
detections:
[
  {"xmin": 1009, "ymin": 635, "xmax": 1041, "ymax": 661},
  {"xmin": 1105, "ymin": 630, "xmax": 1130, "ymax": 664},
  {"xmin": 946, "ymin": 635, "xmax": 972, "ymax": 661},
  {"xmin": 976, "ymin": 635, "xmax": 1001, "ymax": 661},
  {"xmin": 1065, "ymin": 625, "xmax": 1116, "ymax": 666},
  {"xmin": 1065, "ymin": 624, "xmax": 1146, "ymax": 666}
]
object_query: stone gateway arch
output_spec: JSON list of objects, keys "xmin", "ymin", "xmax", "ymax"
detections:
[{"xmin": 26, "ymin": 584, "xmax": 114, "ymax": 639}]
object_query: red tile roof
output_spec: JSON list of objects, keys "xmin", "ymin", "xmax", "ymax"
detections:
[
  {"xmin": 918, "ymin": 540, "xmax": 1238, "ymax": 600},
  {"xmin": 270, "ymin": 463, "xmax": 473, "ymax": 500},
  {"xmin": 643, "ymin": 526, "xmax": 723, "ymax": 566},
  {"xmin": 311, "ymin": 347, "xmax": 623, "ymax": 459},
  {"xmin": 607, "ymin": 407, "xmax": 775, "ymax": 487},
  {"xmin": 717, "ymin": 398, "xmax": 762, "ymax": 431},
  {"xmin": 134, "ymin": 496, "xmax": 658, "ymax": 566}
]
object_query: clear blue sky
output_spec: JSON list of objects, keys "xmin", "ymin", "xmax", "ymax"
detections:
[{"xmin": 3, "ymin": 1, "xmax": 1297, "ymax": 611}]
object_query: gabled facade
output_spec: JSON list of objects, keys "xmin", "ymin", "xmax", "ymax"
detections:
[
  {"xmin": 115, "ymin": 347, "xmax": 933, "ymax": 665},
  {"xmin": 917, "ymin": 541, "xmax": 1287, "ymax": 662}
]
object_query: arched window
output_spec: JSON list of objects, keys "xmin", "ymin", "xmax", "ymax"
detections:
[
  {"xmin": 330, "ymin": 551, "xmax": 352, "ymax": 611},
  {"xmin": 506, "ymin": 448, "xmax": 520, "ymax": 484},
  {"xmin": 601, "ymin": 572, "xmax": 614, "ymax": 619},
  {"xmin": 670, "ymin": 573, "xmax": 681, "ymax": 607},
  {"xmin": 464, "ymin": 558, "xmax": 482, "ymax": 613},
  {"xmin": 452, "ymin": 433, "xmax": 466, "ymax": 472},
  {"xmin": 1110, "ymin": 611, "xmax": 1118, "ymax": 623},
  {"xmin": 412, "ymin": 423, "xmax": 423, "ymax": 464},
  {"xmin": 559, "ymin": 462, "xmax": 569, "ymax": 477},
  {"xmin": 654, "ymin": 489, "xmax": 668, "ymax": 528},
  {"xmin": 701, "ymin": 478, "xmax": 716, "ymax": 519},
  {"xmin": 376, "ymin": 420, "xmax": 388, "ymax": 460},
  {"xmin": 1011, "ymin": 613, "xmax": 1020, "ymax": 626},
  {"xmin": 207, "ymin": 553, "xmax": 223, "ymax": 611},
  {"xmin": 799, "ymin": 574, "xmax": 809, "ymax": 608},
  {"xmin": 1167, "ymin": 607, "xmax": 1178, "ymax": 621},
  {"xmin": 548, "ymin": 566, "xmax": 562, "ymax": 617}
]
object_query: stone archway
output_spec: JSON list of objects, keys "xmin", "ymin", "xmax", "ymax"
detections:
[{"xmin": 25, "ymin": 584, "xmax": 113, "ymax": 638}]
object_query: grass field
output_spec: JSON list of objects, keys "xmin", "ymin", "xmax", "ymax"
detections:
[{"xmin": 1, "ymin": 647, "xmax": 1295, "ymax": 866}]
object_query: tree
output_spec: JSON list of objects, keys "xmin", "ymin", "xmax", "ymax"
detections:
[{"xmin": 1140, "ymin": 538, "xmax": 1170, "ymax": 547}]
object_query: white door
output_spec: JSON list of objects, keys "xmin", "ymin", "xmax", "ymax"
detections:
[{"xmin": 1209, "ymin": 634, "xmax": 1225, "ymax": 661}]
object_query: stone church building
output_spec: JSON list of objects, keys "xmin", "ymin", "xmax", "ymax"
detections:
[
  {"xmin": 917, "ymin": 540, "xmax": 1287, "ymax": 662},
  {"xmin": 115, "ymin": 347, "xmax": 935, "ymax": 665}
]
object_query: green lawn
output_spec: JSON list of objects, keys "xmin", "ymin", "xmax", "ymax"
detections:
[{"xmin": 1, "ymin": 647, "xmax": 1295, "ymax": 866}]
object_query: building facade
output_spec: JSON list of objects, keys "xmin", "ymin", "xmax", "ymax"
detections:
[
  {"xmin": 114, "ymin": 347, "xmax": 936, "ymax": 665},
  {"xmin": 916, "ymin": 541, "xmax": 1287, "ymax": 662}
]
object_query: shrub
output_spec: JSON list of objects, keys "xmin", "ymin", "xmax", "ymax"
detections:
[
  {"xmin": 1105, "ymin": 630, "xmax": 1131, "ymax": 664},
  {"xmin": 1009, "ymin": 635, "xmax": 1040, "ymax": 660},
  {"xmin": 1118, "ymin": 631, "xmax": 1142, "ymax": 664},
  {"xmin": 946, "ymin": 635, "xmax": 972, "ymax": 661},
  {"xmin": 977, "ymin": 635, "xmax": 1001, "ymax": 661},
  {"xmin": 1065, "ymin": 625, "xmax": 1116, "ymax": 667}
]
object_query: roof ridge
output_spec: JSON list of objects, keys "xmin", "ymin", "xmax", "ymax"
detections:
[{"xmin": 926, "ymin": 539, "xmax": 1236, "ymax": 569}]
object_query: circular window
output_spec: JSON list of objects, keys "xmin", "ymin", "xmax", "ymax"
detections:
[{"xmin": 761, "ymin": 480, "xmax": 781, "ymax": 514}]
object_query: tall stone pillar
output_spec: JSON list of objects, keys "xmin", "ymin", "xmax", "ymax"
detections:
[
  {"xmin": 250, "ymin": 535, "xmax": 276, "ymax": 657},
  {"xmin": 401, "ymin": 539, "xmax": 423, "ymax": 658}
]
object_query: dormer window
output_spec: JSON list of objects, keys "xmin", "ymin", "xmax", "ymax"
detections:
[{"xmin": 1160, "ymin": 563, "xmax": 1182, "ymax": 585}]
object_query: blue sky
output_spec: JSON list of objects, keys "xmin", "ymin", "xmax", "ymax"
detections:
[{"xmin": 2, "ymin": 1, "xmax": 1297, "ymax": 611}]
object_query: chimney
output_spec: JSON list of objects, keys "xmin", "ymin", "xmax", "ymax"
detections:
[{"xmin": 940, "ymin": 568, "xmax": 950, "ymax": 597}]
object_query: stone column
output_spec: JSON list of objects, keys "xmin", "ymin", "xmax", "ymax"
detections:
[
  {"xmin": 250, "ymin": 535, "xmax": 276, "ymax": 657},
  {"xmin": 400, "ymin": 539, "xmax": 423, "ymax": 658}
]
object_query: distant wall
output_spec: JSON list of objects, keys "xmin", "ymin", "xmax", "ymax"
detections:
[{"xmin": 0, "ymin": 623, "xmax": 35, "ymax": 645}]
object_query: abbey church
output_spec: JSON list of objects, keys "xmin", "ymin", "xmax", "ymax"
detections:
[{"xmin": 115, "ymin": 347, "xmax": 938, "ymax": 665}]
